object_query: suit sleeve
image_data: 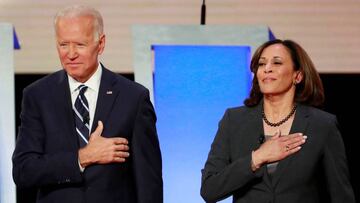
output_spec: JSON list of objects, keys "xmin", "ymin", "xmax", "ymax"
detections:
[
  {"xmin": 12, "ymin": 87, "xmax": 83, "ymax": 188},
  {"xmin": 132, "ymin": 90, "xmax": 163, "ymax": 203},
  {"xmin": 201, "ymin": 109, "xmax": 264, "ymax": 203},
  {"xmin": 323, "ymin": 117, "xmax": 355, "ymax": 202}
]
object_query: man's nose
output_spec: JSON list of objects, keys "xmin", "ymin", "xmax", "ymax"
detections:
[{"xmin": 67, "ymin": 45, "xmax": 78, "ymax": 59}]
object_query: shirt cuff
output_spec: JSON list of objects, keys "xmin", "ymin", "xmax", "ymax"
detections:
[{"xmin": 78, "ymin": 159, "xmax": 85, "ymax": 172}]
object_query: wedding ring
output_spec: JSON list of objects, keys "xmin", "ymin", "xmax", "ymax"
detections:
[{"xmin": 285, "ymin": 145, "xmax": 290, "ymax": 151}]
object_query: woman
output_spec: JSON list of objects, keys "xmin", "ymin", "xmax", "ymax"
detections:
[{"xmin": 200, "ymin": 39, "xmax": 355, "ymax": 203}]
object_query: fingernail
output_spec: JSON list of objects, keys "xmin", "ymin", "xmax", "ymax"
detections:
[{"xmin": 303, "ymin": 135, "xmax": 308, "ymax": 139}]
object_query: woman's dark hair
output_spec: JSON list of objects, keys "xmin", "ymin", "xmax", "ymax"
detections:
[{"xmin": 244, "ymin": 39, "xmax": 324, "ymax": 107}]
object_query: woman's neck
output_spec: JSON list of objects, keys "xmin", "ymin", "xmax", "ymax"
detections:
[
  {"xmin": 262, "ymin": 94, "xmax": 296, "ymax": 136},
  {"xmin": 263, "ymin": 94, "xmax": 295, "ymax": 122}
]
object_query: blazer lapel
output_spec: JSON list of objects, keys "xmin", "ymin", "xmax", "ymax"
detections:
[
  {"xmin": 52, "ymin": 71, "xmax": 79, "ymax": 149},
  {"xmin": 91, "ymin": 66, "xmax": 120, "ymax": 133},
  {"xmin": 246, "ymin": 104, "xmax": 273, "ymax": 190},
  {"xmin": 270, "ymin": 103, "xmax": 310, "ymax": 188}
]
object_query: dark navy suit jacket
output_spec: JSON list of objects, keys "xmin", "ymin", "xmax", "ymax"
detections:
[
  {"xmin": 13, "ymin": 66, "xmax": 163, "ymax": 203},
  {"xmin": 201, "ymin": 103, "xmax": 355, "ymax": 203}
]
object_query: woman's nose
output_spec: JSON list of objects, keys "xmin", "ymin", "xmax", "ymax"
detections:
[{"xmin": 264, "ymin": 63, "xmax": 272, "ymax": 73}]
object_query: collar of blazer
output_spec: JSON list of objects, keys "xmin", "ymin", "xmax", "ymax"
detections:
[
  {"xmin": 91, "ymin": 64, "xmax": 120, "ymax": 133},
  {"xmin": 57, "ymin": 64, "xmax": 121, "ymax": 134},
  {"xmin": 267, "ymin": 103, "xmax": 310, "ymax": 188}
]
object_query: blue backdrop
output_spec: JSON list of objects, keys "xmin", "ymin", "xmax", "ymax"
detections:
[{"xmin": 153, "ymin": 45, "xmax": 252, "ymax": 202}]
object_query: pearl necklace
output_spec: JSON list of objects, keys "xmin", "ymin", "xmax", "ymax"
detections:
[{"xmin": 262, "ymin": 104, "xmax": 297, "ymax": 127}]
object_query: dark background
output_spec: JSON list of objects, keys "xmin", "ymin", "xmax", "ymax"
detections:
[{"xmin": 14, "ymin": 73, "xmax": 359, "ymax": 202}]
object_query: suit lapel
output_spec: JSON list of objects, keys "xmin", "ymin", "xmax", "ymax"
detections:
[
  {"xmin": 246, "ymin": 103, "xmax": 273, "ymax": 190},
  {"xmin": 270, "ymin": 104, "xmax": 310, "ymax": 188},
  {"xmin": 91, "ymin": 66, "xmax": 120, "ymax": 133},
  {"xmin": 52, "ymin": 71, "xmax": 79, "ymax": 149}
]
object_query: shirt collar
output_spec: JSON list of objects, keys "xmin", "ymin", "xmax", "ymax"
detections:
[{"xmin": 68, "ymin": 63, "xmax": 102, "ymax": 94}]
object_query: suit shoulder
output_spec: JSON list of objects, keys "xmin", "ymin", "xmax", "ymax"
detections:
[
  {"xmin": 303, "ymin": 105, "xmax": 336, "ymax": 121},
  {"xmin": 223, "ymin": 105, "xmax": 257, "ymax": 121},
  {"xmin": 226, "ymin": 105, "xmax": 256, "ymax": 116},
  {"xmin": 23, "ymin": 70, "xmax": 64, "ymax": 94},
  {"xmin": 301, "ymin": 105, "xmax": 338, "ymax": 129},
  {"xmin": 111, "ymin": 72, "xmax": 148, "ymax": 94}
]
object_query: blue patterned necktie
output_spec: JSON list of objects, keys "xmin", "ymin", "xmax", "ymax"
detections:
[{"xmin": 74, "ymin": 85, "xmax": 90, "ymax": 147}]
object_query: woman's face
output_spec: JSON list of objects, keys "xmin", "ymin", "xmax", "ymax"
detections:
[{"xmin": 256, "ymin": 43, "xmax": 302, "ymax": 97}]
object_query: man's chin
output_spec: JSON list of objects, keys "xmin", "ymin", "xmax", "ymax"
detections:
[
  {"xmin": 65, "ymin": 64, "xmax": 82, "ymax": 70},
  {"xmin": 66, "ymin": 71, "xmax": 83, "ymax": 81}
]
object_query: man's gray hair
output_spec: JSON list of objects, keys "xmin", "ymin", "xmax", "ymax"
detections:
[{"xmin": 54, "ymin": 5, "xmax": 104, "ymax": 39}]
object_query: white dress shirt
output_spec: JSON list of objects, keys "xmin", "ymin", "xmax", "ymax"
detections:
[
  {"xmin": 68, "ymin": 63, "xmax": 102, "ymax": 132},
  {"xmin": 67, "ymin": 63, "xmax": 102, "ymax": 172}
]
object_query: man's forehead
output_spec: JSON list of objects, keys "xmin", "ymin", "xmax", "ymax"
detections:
[{"xmin": 57, "ymin": 15, "xmax": 94, "ymax": 24}]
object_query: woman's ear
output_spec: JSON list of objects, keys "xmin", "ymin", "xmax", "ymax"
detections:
[{"xmin": 294, "ymin": 71, "xmax": 303, "ymax": 85}]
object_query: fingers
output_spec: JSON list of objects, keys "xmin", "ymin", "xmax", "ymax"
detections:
[
  {"xmin": 283, "ymin": 133, "xmax": 306, "ymax": 146},
  {"xmin": 271, "ymin": 129, "xmax": 282, "ymax": 139},
  {"xmin": 92, "ymin": 120, "xmax": 104, "ymax": 137},
  {"xmin": 112, "ymin": 151, "xmax": 130, "ymax": 163},
  {"xmin": 280, "ymin": 133, "xmax": 303, "ymax": 141},
  {"xmin": 286, "ymin": 145, "xmax": 302, "ymax": 154},
  {"xmin": 262, "ymin": 132, "xmax": 307, "ymax": 163},
  {"xmin": 285, "ymin": 136, "xmax": 307, "ymax": 151},
  {"xmin": 111, "ymin": 137, "xmax": 129, "ymax": 151},
  {"xmin": 82, "ymin": 120, "xmax": 130, "ymax": 165},
  {"xmin": 115, "ymin": 151, "xmax": 130, "ymax": 158},
  {"xmin": 111, "ymin": 138, "xmax": 130, "ymax": 162},
  {"xmin": 113, "ymin": 137, "xmax": 129, "ymax": 145},
  {"xmin": 113, "ymin": 157, "xmax": 126, "ymax": 162},
  {"xmin": 283, "ymin": 134, "xmax": 307, "ymax": 155},
  {"xmin": 114, "ymin": 143, "xmax": 129, "ymax": 151}
]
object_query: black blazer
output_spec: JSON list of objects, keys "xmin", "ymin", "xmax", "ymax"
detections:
[
  {"xmin": 201, "ymin": 103, "xmax": 355, "ymax": 203},
  {"xmin": 13, "ymin": 66, "xmax": 163, "ymax": 203}
]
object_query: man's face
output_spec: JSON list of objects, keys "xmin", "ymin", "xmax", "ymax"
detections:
[{"xmin": 55, "ymin": 16, "xmax": 105, "ymax": 83}]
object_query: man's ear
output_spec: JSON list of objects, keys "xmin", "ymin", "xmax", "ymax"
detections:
[{"xmin": 98, "ymin": 34, "xmax": 106, "ymax": 55}]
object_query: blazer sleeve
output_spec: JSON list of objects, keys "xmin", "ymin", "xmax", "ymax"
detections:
[
  {"xmin": 132, "ymin": 89, "xmax": 163, "ymax": 203},
  {"xmin": 323, "ymin": 117, "xmax": 356, "ymax": 202},
  {"xmin": 201, "ymin": 109, "xmax": 264, "ymax": 202},
  {"xmin": 12, "ymin": 87, "xmax": 83, "ymax": 188}
]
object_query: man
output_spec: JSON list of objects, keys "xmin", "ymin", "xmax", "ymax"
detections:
[{"xmin": 12, "ymin": 5, "xmax": 163, "ymax": 203}]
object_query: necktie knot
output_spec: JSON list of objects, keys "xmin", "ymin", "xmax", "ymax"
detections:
[{"xmin": 78, "ymin": 84, "xmax": 88, "ymax": 95}]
